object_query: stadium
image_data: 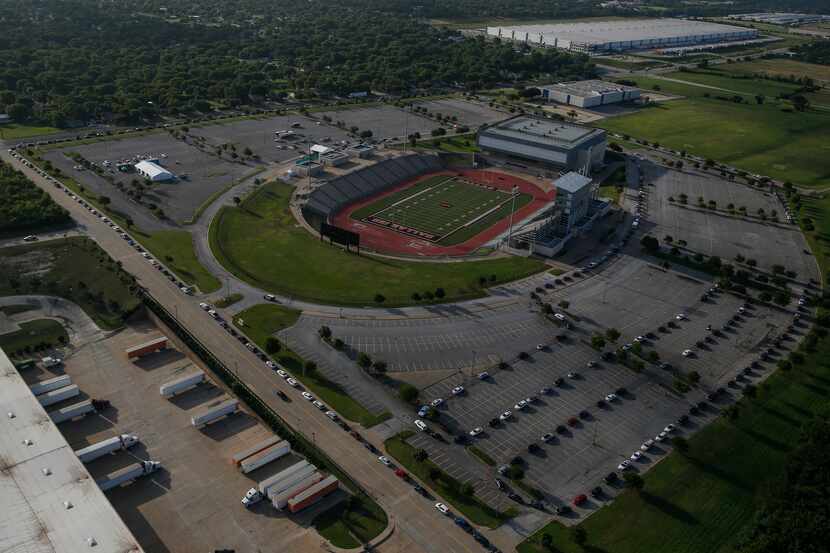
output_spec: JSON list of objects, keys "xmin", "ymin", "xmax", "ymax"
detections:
[{"xmin": 301, "ymin": 154, "xmax": 555, "ymax": 257}]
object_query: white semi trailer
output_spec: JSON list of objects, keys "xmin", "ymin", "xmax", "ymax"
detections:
[
  {"xmin": 49, "ymin": 399, "xmax": 95, "ymax": 424},
  {"xmin": 240, "ymin": 441, "xmax": 291, "ymax": 474},
  {"xmin": 271, "ymin": 472, "xmax": 324, "ymax": 509},
  {"xmin": 265, "ymin": 465, "xmax": 317, "ymax": 500},
  {"xmin": 37, "ymin": 384, "xmax": 80, "ymax": 407},
  {"xmin": 257, "ymin": 460, "xmax": 310, "ymax": 495},
  {"xmin": 191, "ymin": 398, "xmax": 238, "ymax": 428},
  {"xmin": 75, "ymin": 434, "xmax": 140, "ymax": 464},
  {"xmin": 29, "ymin": 374, "xmax": 72, "ymax": 396},
  {"xmin": 96, "ymin": 460, "xmax": 161, "ymax": 491},
  {"xmin": 159, "ymin": 370, "xmax": 205, "ymax": 398}
]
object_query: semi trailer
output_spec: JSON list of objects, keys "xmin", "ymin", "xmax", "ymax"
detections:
[
  {"xmin": 49, "ymin": 399, "xmax": 95, "ymax": 424},
  {"xmin": 29, "ymin": 374, "xmax": 72, "ymax": 396},
  {"xmin": 190, "ymin": 398, "xmax": 238, "ymax": 428},
  {"xmin": 96, "ymin": 460, "xmax": 160, "ymax": 491},
  {"xmin": 287, "ymin": 476, "xmax": 339, "ymax": 513},
  {"xmin": 126, "ymin": 336, "xmax": 168, "ymax": 359},
  {"xmin": 75, "ymin": 434, "xmax": 140, "ymax": 464},
  {"xmin": 271, "ymin": 472, "xmax": 324, "ymax": 510},
  {"xmin": 264, "ymin": 465, "xmax": 317, "ymax": 500},
  {"xmin": 240, "ymin": 441, "xmax": 291, "ymax": 474},
  {"xmin": 231, "ymin": 435, "xmax": 281, "ymax": 467},
  {"xmin": 159, "ymin": 370, "xmax": 205, "ymax": 398},
  {"xmin": 37, "ymin": 384, "xmax": 80, "ymax": 407},
  {"xmin": 257, "ymin": 460, "xmax": 310, "ymax": 495}
]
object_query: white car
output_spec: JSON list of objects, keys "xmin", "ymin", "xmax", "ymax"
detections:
[
  {"xmin": 634, "ymin": 335, "xmax": 645, "ymax": 343},
  {"xmin": 656, "ymin": 431, "xmax": 669, "ymax": 442},
  {"xmin": 554, "ymin": 313, "xmax": 566, "ymax": 321},
  {"xmin": 664, "ymin": 424, "xmax": 676, "ymax": 433},
  {"xmin": 276, "ymin": 369, "xmax": 288, "ymax": 378},
  {"xmin": 536, "ymin": 344, "xmax": 544, "ymax": 351},
  {"xmin": 499, "ymin": 410, "xmax": 512, "ymax": 421},
  {"xmin": 414, "ymin": 419, "xmax": 428, "ymax": 431},
  {"xmin": 22, "ymin": 235, "xmax": 38, "ymax": 242},
  {"xmin": 630, "ymin": 451, "xmax": 643, "ymax": 461},
  {"xmin": 208, "ymin": 310, "xmax": 219, "ymax": 319},
  {"xmin": 478, "ymin": 371, "xmax": 490, "ymax": 380},
  {"xmin": 618, "ymin": 459, "xmax": 632, "ymax": 471},
  {"xmin": 605, "ymin": 393, "xmax": 618, "ymax": 402},
  {"xmin": 378, "ymin": 456, "xmax": 392, "ymax": 466},
  {"xmin": 469, "ymin": 427, "xmax": 483, "ymax": 437},
  {"xmin": 682, "ymin": 349, "xmax": 693, "ymax": 357},
  {"xmin": 676, "ymin": 313, "xmax": 687, "ymax": 320},
  {"xmin": 435, "ymin": 502, "xmax": 449, "ymax": 515},
  {"xmin": 286, "ymin": 378, "xmax": 298, "ymax": 387},
  {"xmin": 141, "ymin": 252, "xmax": 151, "ymax": 259},
  {"xmin": 199, "ymin": 302, "xmax": 210, "ymax": 310},
  {"xmin": 325, "ymin": 410, "xmax": 338, "ymax": 420},
  {"xmin": 514, "ymin": 400, "xmax": 528, "ymax": 411},
  {"xmin": 301, "ymin": 392, "xmax": 314, "ymax": 401},
  {"xmin": 640, "ymin": 439, "xmax": 654, "ymax": 451},
  {"xmin": 451, "ymin": 386, "xmax": 465, "ymax": 396},
  {"xmin": 313, "ymin": 400, "xmax": 326, "ymax": 410},
  {"xmin": 431, "ymin": 398, "xmax": 444, "ymax": 407},
  {"xmin": 541, "ymin": 433, "xmax": 554, "ymax": 443},
  {"xmin": 264, "ymin": 294, "xmax": 276, "ymax": 301},
  {"xmin": 265, "ymin": 360, "xmax": 276, "ymax": 369}
]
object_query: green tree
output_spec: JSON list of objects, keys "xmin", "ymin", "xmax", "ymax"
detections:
[{"xmin": 265, "ymin": 336, "xmax": 281, "ymax": 354}]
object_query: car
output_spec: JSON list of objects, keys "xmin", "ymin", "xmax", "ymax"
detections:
[
  {"xmin": 556, "ymin": 505, "xmax": 572, "ymax": 515},
  {"xmin": 664, "ymin": 423, "xmax": 676, "ymax": 433},
  {"xmin": 567, "ymin": 416, "xmax": 579, "ymax": 427},
  {"xmin": 477, "ymin": 371, "xmax": 490, "ymax": 380},
  {"xmin": 678, "ymin": 414, "xmax": 690, "ymax": 425},
  {"xmin": 265, "ymin": 360, "xmax": 276, "ymax": 369},
  {"xmin": 454, "ymin": 517, "xmax": 470, "ymax": 530},
  {"xmin": 415, "ymin": 419, "xmax": 428, "ymax": 431},
  {"xmin": 508, "ymin": 493, "xmax": 523, "ymax": 503},
  {"xmin": 605, "ymin": 393, "xmax": 618, "ymax": 402},
  {"xmin": 596, "ymin": 399, "xmax": 607, "ymax": 408},
  {"xmin": 630, "ymin": 451, "xmax": 643, "ymax": 461},
  {"xmin": 676, "ymin": 313, "xmax": 687, "ymax": 320},
  {"xmin": 264, "ymin": 294, "xmax": 276, "ymax": 301},
  {"xmin": 325, "ymin": 410, "xmax": 339, "ymax": 421},
  {"xmin": 682, "ymin": 349, "xmax": 694, "ymax": 357},
  {"xmin": 587, "ymin": 360, "xmax": 597, "ymax": 368},
  {"xmin": 276, "ymin": 369, "xmax": 288, "ymax": 378},
  {"xmin": 286, "ymin": 378, "xmax": 298, "ymax": 387},
  {"xmin": 567, "ymin": 371, "xmax": 580, "ymax": 379},
  {"xmin": 540, "ymin": 386, "xmax": 553, "ymax": 395},
  {"xmin": 579, "ymin": 410, "xmax": 590, "ymax": 419},
  {"xmin": 378, "ymin": 456, "xmax": 392, "ymax": 466},
  {"xmin": 536, "ymin": 344, "xmax": 544, "ymax": 351},
  {"xmin": 554, "ymin": 377, "xmax": 565, "ymax": 387},
  {"xmin": 541, "ymin": 433, "xmax": 554, "ymax": 443},
  {"xmin": 573, "ymin": 494, "xmax": 588, "ymax": 506},
  {"xmin": 554, "ymin": 313, "xmax": 566, "ymax": 321},
  {"xmin": 500, "ymin": 409, "xmax": 514, "ymax": 421},
  {"xmin": 634, "ymin": 335, "xmax": 645, "ymax": 343},
  {"xmin": 495, "ymin": 478, "xmax": 506, "ymax": 490},
  {"xmin": 207, "ymin": 309, "xmax": 219, "ymax": 319},
  {"xmin": 497, "ymin": 465, "xmax": 509, "ymax": 475},
  {"xmin": 604, "ymin": 472, "xmax": 618, "ymax": 484},
  {"xmin": 640, "ymin": 439, "xmax": 654, "ymax": 451},
  {"xmin": 469, "ymin": 427, "xmax": 483, "ymax": 437},
  {"xmin": 435, "ymin": 502, "xmax": 449, "ymax": 515},
  {"xmin": 276, "ymin": 390, "xmax": 289, "ymax": 401},
  {"xmin": 514, "ymin": 400, "xmax": 528, "ymax": 411},
  {"xmin": 301, "ymin": 392, "xmax": 314, "ymax": 401},
  {"xmin": 556, "ymin": 424, "xmax": 567, "ymax": 434},
  {"xmin": 430, "ymin": 398, "xmax": 443, "ymax": 408},
  {"xmin": 451, "ymin": 386, "xmax": 465, "ymax": 396},
  {"xmin": 313, "ymin": 400, "xmax": 326, "ymax": 410},
  {"xmin": 618, "ymin": 459, "xmax": 632, "ymax": 470},
  {"xmin": 621, "ymin": 343, "xmax": 632, "ymax": 351},
  {"xmin": 199, "ymin": 302, "xmax": 210, "ymax": 310},
  {"xmin": 22, "ymin": 235, "xmax": 38, "ymax": 242}
]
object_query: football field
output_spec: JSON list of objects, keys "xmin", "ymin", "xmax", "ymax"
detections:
[{"xmin": 351, "ymin": 175, "xmax": 533, "ymax": 246}]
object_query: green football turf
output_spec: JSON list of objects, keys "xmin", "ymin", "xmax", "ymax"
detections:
[{"xmin": 355, "ymin": 175, "xmax": 529, "ymax": 245}]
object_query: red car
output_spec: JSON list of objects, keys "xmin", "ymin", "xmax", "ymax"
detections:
[
  {"xmin": 395, "ymin": 468, "xmax": 408, "ymax": 479},
  {"xmin": 573, "ymin": 494, "xmax": 588, "ymax": 506},
  {"xmin": 568, "ymin": 417, "xmax": 579, "ymax": 427}
]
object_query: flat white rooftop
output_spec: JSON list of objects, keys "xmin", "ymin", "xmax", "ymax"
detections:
[
  {"xmin": 0, "ymin": 348, "xmax": 143, "ymax": 553},
  {"xmin": 489, "ymin": 18, "xmax": 755, "ymax": 45},
  {"xmin": 543, "ymin": 79, "xmax": 639, "ymax": 98},
  {"xmin": 482, "ymin": 116, "xmax": 603, "ymax": 149}
]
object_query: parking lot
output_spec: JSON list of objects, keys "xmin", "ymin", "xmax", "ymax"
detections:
[
  {"xmin": 34, "ymin": 320, "xmax": 325, "ymax": 553},
  {"xmin": 411, "ymin": 99, "xmax": 510, "ymax": 128},
  {"xmin": 316, "ymin": 105, "xmax": 441, "ymax": 141},
  {"xmin": 43, "ymin": 133, "xmax": 255, "ymax": 225},
  {"xmin": 645, "ymin": 164, "xmax": 819, "ymax": 282},
  {"xmin": 188, "ymin": 114, "xmax": 352, "ymax": 164}
]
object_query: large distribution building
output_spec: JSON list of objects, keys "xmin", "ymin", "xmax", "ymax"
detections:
[
  {"xmin": 541, "ymin": 80, "xmax": 640, "ymax": 108},
  {"xmin": 487, "ymin": 18, "xmax": 759, "ymax": 54},
  {"xmin": 476, "ymin": 115, "xmax": 606, "ymax": 172}
]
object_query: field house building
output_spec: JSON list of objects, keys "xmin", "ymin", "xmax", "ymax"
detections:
[
  {"xmin": 487, "ymin": 18, "xmax": 758, "ymax": 53},
  {"xmin": 476, "ymin": 115, "xmax": 607, "ymax": 173},
  {"xmin": 541, "ymin": 80, "xmax": 640, "ymax": 108}
]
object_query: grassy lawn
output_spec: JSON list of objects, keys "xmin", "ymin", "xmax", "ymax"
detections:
[
  {"xmin": 313, "ymin": 495, "xmax": 388, "ymax": 547},
  {"xmin": 797, "ymin": 194, "xmax": 830, "ymax": 281},
  {"xmin": 0, "ymin": 123, "xmax": 61, "ymax": 140},
  {"xmin": 209, "ymin": 180, "xmax": 546, "ymax": 306},
  {"xmin": 214, "ymin": 293, "xmax": 243, "ymax": 308},
  {"xmin": 418, "ymin": 135, "xmax": 480, "ymax": 153},
  {"xmin": 0, "ymin": 319, "xmax": 67, "ymax": 355},
  {"xmin": 519, "ymin": 332, "xmax": 830, "ymax": 553},
  {"xmin": 0, "ymin": 237, "xmax": 139, "ymax": 329},
  {"xmin": 385, "ymin": 431, "xmax": 514, "ymax": 528},
  {"xmin": 597, "ymin": 90, "xmax": 830, "ymax": 188},
  {"xmin": 467, "ymin": 446, "xmax": 496, "ymax": 466},
  {"xmin": 727, "ymin": 58, "xmax": 830, "ymax": 83},
  {"xmin": 660, "ymin": 69, "xmax": 803, "ymax": 98},
  {"xmin": 0, "ymin": 304, "xmax": 34, "ymax": 315},
  {"xmin": 127, "ymin": 229, "xmax": 221, "ymax": 293},
  {"xmin": 234, "ymin": 304, "xmax": 391, "ymax": 427}
]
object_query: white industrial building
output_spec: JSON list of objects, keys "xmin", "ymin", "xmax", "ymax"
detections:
[
  {"xmin": 0, "ymin": 348, "xmax": 144, "ymax": 553},
  {"xmin": 541, "ymin": 80, "xmax": 640, "ymax": 108},
  {"xmin": 728, "ymin": 13, "xmax": 830, "ymax": 26},
  {"xmin": 134, "ymin": 160, "xmax": 174, "ymax": 182},
  {"xmin": 477, "ymin": 115, "xmax": 606, "ymax": 173},
  {"xmin": 487, "ymin": 18, "xmax": 759, "ymax": 53}
]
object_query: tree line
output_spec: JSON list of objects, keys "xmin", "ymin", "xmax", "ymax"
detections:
[{"xmin": 0, "ymin": 160, "xmax": 70, "ymax": 233}]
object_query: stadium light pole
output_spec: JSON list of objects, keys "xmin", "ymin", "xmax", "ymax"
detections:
[{"xmin": 506, "ymin": 185, "xmax": 519, "ymax": 248}]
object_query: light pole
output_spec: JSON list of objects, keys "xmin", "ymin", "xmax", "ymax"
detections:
[{"xmin": 506, "ymin": 185, "xmax": 519, "ymax": 249}]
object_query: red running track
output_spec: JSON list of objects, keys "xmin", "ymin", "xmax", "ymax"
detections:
[{"xmin": 330, "ymin": 169, "xmax": 555, "ymax": 257}]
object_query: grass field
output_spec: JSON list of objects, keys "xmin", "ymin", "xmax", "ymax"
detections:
[
  {"xmin": 0, "ymin": 237, "xmax": 139, "ymax": 329},
  {"xmin": 352, "ymin": 175, "xmax": 532, "ymax": 246},
  {"xmin": 0, "ymin": 319, "xmax": 68, "ymax": 355},
  {"xmin": 233, "ymin": 304, "xmax": 391, "ymax": 427},
  {"xmin": 210, "ymin": 180, "xmax": 545, "ymax": 306},
  {"xmin": 385, "ymin": 431, "xmax": 514, "ymax": 528},
  {"xmin": 0, "ymin": 124, "xmax": 61, "ymax": 140},
  {"xmin": 599, "ymin": 78, "xmax": 830, "ymax": 188},
  {"xmin": 313, "ymin": 495, "xmax": 388, "ymax": 548},
  {"xmin": 661, "ymin": 69, "xmax": 804, "ymax": 98},
  {"xmin": 519, "ymin": 329, "xmax": 830, "ymax": 553},
  {"xmin": 135, "ymin": 230, "xmax": 221, "ymax": 293},
  {"xmin": 727, "ymin": 58, "xmax": 830, "ymax": 83}
]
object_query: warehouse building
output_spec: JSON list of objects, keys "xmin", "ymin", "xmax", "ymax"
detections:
[
  {"xmin": 541, "ymin": 80, "xmax": 640, "ymax": 108},
  {"xmin": 477, "ymin": 115, "xmax": 606, "ymax": 173},
  {"xmin": 728, "ymin": 13, "xmax": 830, "ymax": 26},
  {"xmin": 487, "ymin": 18, "xmax": 759, "ymax": 53},
  {"xmin": 134, "ymin": 160, "xmax": 174, "ymax": 182},
  {"xmin": 0, "ymin": 348, "xmax": 144, "ymax": 553}
]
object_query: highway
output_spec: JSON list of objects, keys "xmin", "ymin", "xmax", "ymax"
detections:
[{"xmin": 0, "ymin": 148, "xmax": 500, "ymax": 553}]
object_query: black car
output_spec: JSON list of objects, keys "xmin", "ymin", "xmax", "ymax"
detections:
[
  {"xmin": 528, "ymin": 443, "xmax": 541, "ymax": 454},
  {"xmin": 364, "ymin": 442, "xmax": 377, "ymax": 453},
  {"xmin": 616, "ymin": 387, "xmax": 628, "ymax": 395},
  {"xmin": 556, "ymin": 425, "xmax": 567, "ymax": 434},
  {"xmin": 276, "ymin": 390, "xmax": 289, "ymax": 401},
  {"xmin": 508, "ymin": 493, "xmax": 524, "ymax": 503},
  {"xmin": 604, "ymin": 472, "xmax": 618, "ymax": 484},
  {"xmin": 596, "ymin": 399, "xmax": 607, "ymax": 408},
  {"xmin": 579, "ymin": 410, "xmax": 590, "ymax": 419},
  {"xmin": 554, "ymin": 377, "xmax": 565, "ymax": 387},
  {"xmin": 678, "ymin": 414, "xmax": 689, "ymax": 425},
  {"xmin": 530, "ymin": 500, "xmax": 546, "ymax": 510},
  {"xmin": 556, "ymin": 505, "xmax": 572, "ymax": 515},
  {"xmin": 590, "ymin": 486, "xmax": 603, "ymax": 498}
]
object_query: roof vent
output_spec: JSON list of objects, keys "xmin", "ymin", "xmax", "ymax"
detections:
[
  {"xmin": 87, "ymin": 537, "xmax": 98, "ymax": 547},
  {"xmin": 23, "ymin": 439, "xmax": 33, "ymax": 446},
  {"xmin": 7, "ymin": 412, "xmax": 14, "ymax": 419},
  {"xmin": 64, "ymin": 501, "xmax": 74, "ymax": 510},
  {"xmin": 42, "ymin": 467, "xmax": 52, "ymax": 476}
]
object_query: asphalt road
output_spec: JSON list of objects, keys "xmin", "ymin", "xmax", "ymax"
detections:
[{"xmin": 0, "ymin": 148, "xmax": 500, "ymax": 553}]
